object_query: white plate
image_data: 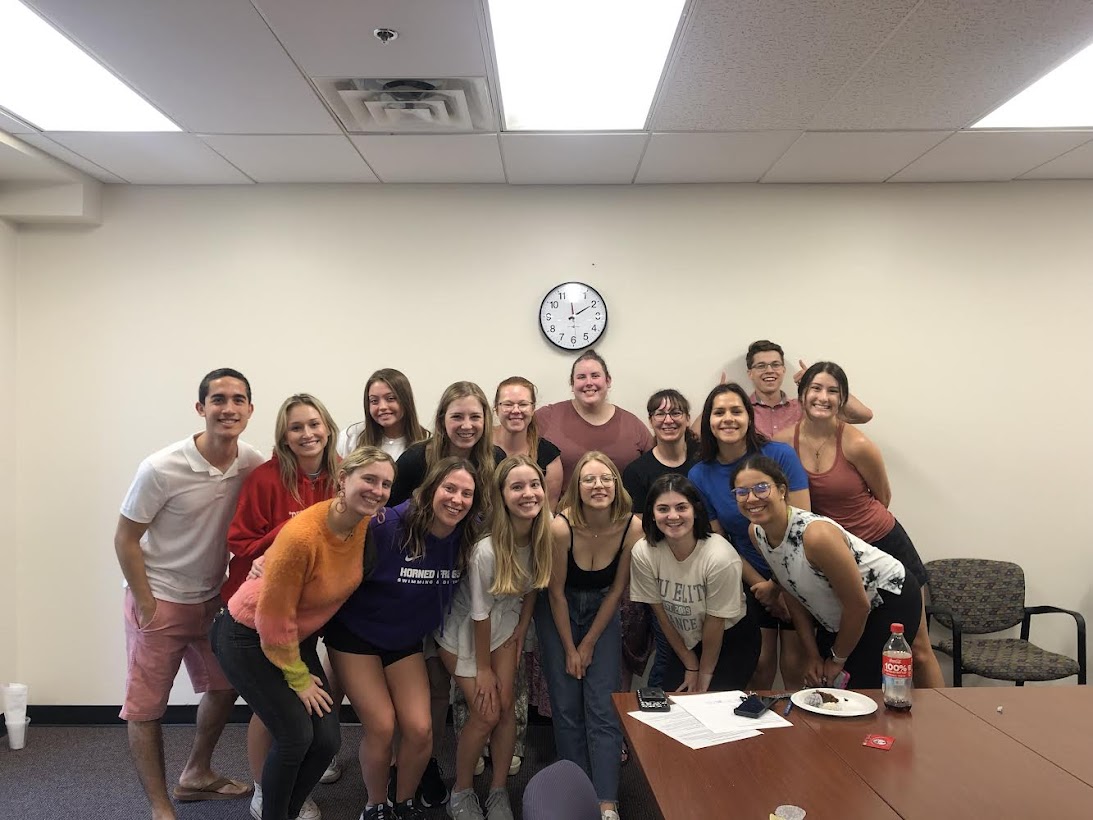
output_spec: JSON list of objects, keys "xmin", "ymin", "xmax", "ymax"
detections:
[{"xmin": 791, "ymin": 688, "xmax": 879, "ymax": 717}]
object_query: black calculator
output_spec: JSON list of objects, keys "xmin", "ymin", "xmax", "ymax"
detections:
[{"xmin": 637, "ymin": 686, "xmax": 671, "ymax": 712}]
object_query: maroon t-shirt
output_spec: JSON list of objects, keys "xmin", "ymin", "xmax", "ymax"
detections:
[{"xmin": 535, "ymin": 400, "xmax": 652, "ymax": 485}]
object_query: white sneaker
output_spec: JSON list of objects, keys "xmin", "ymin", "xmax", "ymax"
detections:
[
  {"xmin": 507, "ymin": 755, "xmax": 522, "ymax": 776},
  {"xmin": 320, "ymin": 757, "xmax": 343, "ymax": 784},
  {"xmin": 250, "ymin": 785, "xmax": 322, "ymax": 820},
  {"xmin": 601, "ymin": 809, "xmax": 621, "ymax": 820},
  {"xmin": 474, "ymin": 756, "xmax": 486, "ymax": 776}
]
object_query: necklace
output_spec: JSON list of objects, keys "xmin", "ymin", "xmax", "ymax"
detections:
[{"xmin": 306, "ymin": 468, "xmax": 322, "ymax": 480}]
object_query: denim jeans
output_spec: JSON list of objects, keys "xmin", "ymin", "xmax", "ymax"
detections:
[
  {"xmin": 647, "ymin": 613, "xmax": 671, "ymax": 688},
  {"xmin": 210, "ymin": 609, "xmax": 340, "ymax": 820},
  {"xmin": 534, "ymin": 586, "xmax": 622, "ymax": 803}
]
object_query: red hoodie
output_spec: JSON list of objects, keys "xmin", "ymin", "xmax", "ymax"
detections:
[{"xmin": 223, "ymin": 457, "xmax": 335, "ymax": 600}]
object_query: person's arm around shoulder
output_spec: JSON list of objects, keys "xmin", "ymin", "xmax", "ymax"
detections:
[
  {"xmin": 841, "ymin": 426, "xmax": 892, "ymax": 507},
  {"xmin": 801, "ymin": 521, "xmax": 871, "ymax": 685},
  {"xmin": 115, "ymin": 516, "xmax": 156, "ymax": 628}
]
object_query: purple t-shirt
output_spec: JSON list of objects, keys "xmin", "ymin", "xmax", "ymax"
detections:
[{"xmin": 332, "ymin": 500, "xmax": 462, "ymax": 650}]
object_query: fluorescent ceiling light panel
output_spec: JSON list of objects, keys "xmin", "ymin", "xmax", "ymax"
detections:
[
  {"xmin": 973, "ymin": 39, "xmax": 1093, "ymax": 128},
  {"xmin": 489, "ymin": 0, "xmax": 686, "ymax": 131},
  {"xmin": 0, "ymin": 0, "xmax": 179, "ymax": 131}
]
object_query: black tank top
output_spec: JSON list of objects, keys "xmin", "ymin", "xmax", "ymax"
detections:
[{"xmin": 562, "ymin": 513, "xmax": 625, "ymax": 590}]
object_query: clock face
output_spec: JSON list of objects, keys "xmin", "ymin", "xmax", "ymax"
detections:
[{"xmin": 539, "ymin": 282, "xmax": 607, "ymax": 351}]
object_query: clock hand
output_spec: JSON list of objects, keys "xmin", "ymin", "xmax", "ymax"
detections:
[{"xmin": 575, "ymin": 305, "xmax": 591, "ymax": 315}]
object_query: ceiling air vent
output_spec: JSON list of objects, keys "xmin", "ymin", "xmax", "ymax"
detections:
[{"xmin": 314, "ymin": 77, "xmax": 495, "ymax": 134}]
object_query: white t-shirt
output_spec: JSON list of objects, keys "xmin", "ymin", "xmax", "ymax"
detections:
[
  {"xmin": 120, "ymin": 435, "xmax": 263, "ymax": 604},
  {"xmin": 336, "ymin": 422, "xmax": 408, "ymax": 461},
  {"xmin": 435, "ymin": 536, "xmax": 531, "ymax": 676},
  {"xmin": 630, "ymin": 533, "xmax": 746, "ymax": 649}
]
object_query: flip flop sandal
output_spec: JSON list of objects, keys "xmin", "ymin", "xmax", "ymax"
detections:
[{"xmin": 173, "ymin": 776, "xmax": 252, "ymax": 802}]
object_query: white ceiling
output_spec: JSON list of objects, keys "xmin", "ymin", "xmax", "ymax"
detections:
[{"xmin": 3, "ymin": 0, "xmax": 1093, "ymax": 185}]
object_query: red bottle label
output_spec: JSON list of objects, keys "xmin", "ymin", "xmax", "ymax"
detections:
[{"xmin": 882, "ymin": 654, "xmax": 912, "ymax": 679}]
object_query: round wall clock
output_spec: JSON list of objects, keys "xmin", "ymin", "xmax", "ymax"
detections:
[{"xmin": 539, "ymin": 282, "xmax": 607, "ymax": 351}]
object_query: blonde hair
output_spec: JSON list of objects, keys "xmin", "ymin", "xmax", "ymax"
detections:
[
  {"xmin": 494, "ymin": 376, "xmax": 542, "ymax": 459},
  {"xmin": 338, "ymin": 444, "xmax": 396, "ymax": 485},
  {"xmin": 356, "ymin": 368, "xmax": 429, "ymax": 450},
  {"xmin": 489, "ymin": 455, "xmax": 553, "ymax": 596},
  {"xmin": 273, "ymin": 394, "xmax": 340, "ymax": 505},
  {"xmin": 559, "ymin": 451, "xmax": 632, "ymax": 530}
]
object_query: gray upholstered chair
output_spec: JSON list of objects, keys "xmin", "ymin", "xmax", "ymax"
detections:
[
  {"xmin": 522, "ymin": 760, "xmax": 601, "ymax": 820},
  {"xmin": 925, "ymin": 559, "xmax": 1086, "ymax": 687}
]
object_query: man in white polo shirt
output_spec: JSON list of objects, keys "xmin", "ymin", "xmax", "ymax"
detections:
[{"xmin": 114, "ymin": 368, "xmax": 263, "ymax": 820}]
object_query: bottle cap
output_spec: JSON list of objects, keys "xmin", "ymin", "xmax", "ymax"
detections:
[{"xmin": 890, "ymin": 623, "xmax": 904, "ymax": 633}]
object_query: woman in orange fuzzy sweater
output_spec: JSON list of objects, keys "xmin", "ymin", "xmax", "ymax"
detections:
[{"xmin": 212, "ymin": 447, "xmax": 395, "ymax": 820}]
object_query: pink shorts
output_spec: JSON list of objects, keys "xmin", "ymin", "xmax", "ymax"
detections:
[{"xmin": 121, "ymin": 590, "xmax": 232, "ymax": 721}]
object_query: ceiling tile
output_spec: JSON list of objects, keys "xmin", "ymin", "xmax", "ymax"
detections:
[
  {"xmin": 26, "ymin": 0, "xmax": 338, "ymax": 134},
  {"xmin": 889, "ymin": 131, "xmax": 1093, "ymax": 182},
  {"xmin": 636, "ymin": 132, "xmax": 800, "ymax": 183},
  {"xmin": 201, "ymin": 135, "xmax": 378, "ymax": 183},
  {"xmin": 351, "ymin": 135, "xmax": 503, "ymax": 183},
  {"xmin": 651, "ymin": 0, "xmax": 920, "ymax": 131},
  {"xmin": 762, "ymin": 131, "xmax": 950, "ymax": 183},
  {"xmin": 500, "ymin": 134, "xmax": 648, "ymax": 184},
  {"xmin": 254, "ymin": 0, "xmax": 489, "ymax": 78},
  {"xmin": 0, "ymin": 109, "xmax": 36, "ymax": 135},
  {"xmin": 1019, "ymin": 140, "xmax": 1093, "ymax": 179},
  {"xmin": 46, "ymin": 133, "xmax": 252, "ymax": 184},
  {"xmin": 809, "ymin": 0, "xmax": 1093, "ymax": 130},
  {"xmin": 16, "ymin": 134, "xmax": 126, "ymax": 183}
]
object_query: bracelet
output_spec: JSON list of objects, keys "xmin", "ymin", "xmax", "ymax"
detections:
[
  {"xmin": 829, "ymin": 648, "xmax": 848, "ymax": 664},
  {"xmin": 685, "ymin": 667, "xmax": 699, "ymax": 672}
]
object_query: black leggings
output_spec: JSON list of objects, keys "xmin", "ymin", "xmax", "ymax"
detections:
[
  {"xmin": 815, "ymin": 573, "xmax": 922, "ymax": 689},
  {"xmin": 661, "ymin": 610, "xmax": 762, "ymax": 692},
  {"xmin": 211, "ymin": 610, "xmax": 340, "ymax": 820}
]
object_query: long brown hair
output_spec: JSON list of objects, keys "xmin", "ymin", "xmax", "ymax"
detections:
[
  {"xmin": 402, "ymin": 457, "xmax": 486, "ymax": 569},
  {"xmin": 355, "ymin": 368, "xmax": 429, "ymax": 450},
  {"xmin": 425, "ymin": 381, "xmax": 496, "ymax": 475}
]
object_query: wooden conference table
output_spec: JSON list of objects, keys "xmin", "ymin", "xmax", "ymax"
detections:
[{"xmin": 613, "ymin": 687, "xmax": 1093, "ymax": 820}]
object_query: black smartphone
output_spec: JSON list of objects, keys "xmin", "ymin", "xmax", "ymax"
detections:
[
  {"xmin": 637, "ymin": 686, "xmax": 671, "ymax": 712},
  {"xmin": 734, "ymin": 693, "xmax": 775, "ymax": 718}
]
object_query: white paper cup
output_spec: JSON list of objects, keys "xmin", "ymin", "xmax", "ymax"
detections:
[{"xmin": 6, "ymin": 716, "xmax": 29, "ymax": 750}]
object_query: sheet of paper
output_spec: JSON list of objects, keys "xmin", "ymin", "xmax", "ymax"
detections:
[
  {"xmin": 627, "ymin": 706, "xmax": 761, "ymax": 749},
  {"xmin": 669, "ymin": 691, "xmax": 794, "ymax": 734}
]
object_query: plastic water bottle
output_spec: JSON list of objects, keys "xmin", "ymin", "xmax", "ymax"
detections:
[{"xmin": 882, "ymin": 623, "xmax": 913, "ymax": 711}]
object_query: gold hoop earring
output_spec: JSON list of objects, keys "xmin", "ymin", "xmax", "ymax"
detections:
[
  {"xmin": 334, "ymin": 489, "xmax": 347, "ymax": 513},
  {"xmin": 374, "ymin": 508, "xmax": 386, "ymax": 524}
]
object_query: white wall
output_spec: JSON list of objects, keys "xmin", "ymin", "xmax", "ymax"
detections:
[
  {"xmin": 14, "ymin": 181, "xmax": 1093, "ymax": 704},
  {"xmin": 0, "ymin": 218, "xmax": 15, "ymax": 691}
]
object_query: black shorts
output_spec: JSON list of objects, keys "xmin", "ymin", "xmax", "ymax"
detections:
[
  {"xmin": 323, "ymin": 618, "xmax": 422, "ymax": 667},
  {"xmin": 744, "ymin": 584, "xmax": 796, "ymax": 631},
  {"xmin": 872, "ymin": 520, "xmax": 928, "ymax": 587}
]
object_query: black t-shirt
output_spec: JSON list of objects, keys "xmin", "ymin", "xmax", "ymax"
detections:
[
  {"xmin": 622, "ymin": 448, "xmax": 698, "ymax": 516},
  {"xmin": 535, "ymin": 437, "xmax": 562, "ymax": 473},
  {"xmin": 390, "ymin": 441, "xmax": 507, "ymax": 506}
]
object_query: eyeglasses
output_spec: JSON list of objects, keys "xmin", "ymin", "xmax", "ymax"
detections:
[
  {"xmin": 580, "ymin": 475, "xmax": 616, "ymax": 487},
  {"xmin": 498, "ymin": 401, "xmax": 533, "ymax": 412},
  {"xmin": 651, "ymin": 409, "xmax": 685, "ymax": 421},
  {"xmin": 731, "ymin": 483, "xmax": 772, "ymax": 501},
  {"xmin": 749, "ymin": 362, "xmax": 785, "ymax": 372}
]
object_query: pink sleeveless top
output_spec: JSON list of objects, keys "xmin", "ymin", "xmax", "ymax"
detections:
[{"xmin": 794, "ymin": 423, "xmax": 894, "ymax": 543}]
